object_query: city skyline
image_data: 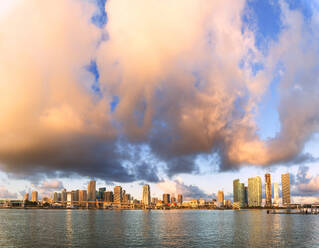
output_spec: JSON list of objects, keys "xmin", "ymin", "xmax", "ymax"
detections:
[{"xmin": 1, "ymin": 1, "xmax": 319, "ymax": 205}]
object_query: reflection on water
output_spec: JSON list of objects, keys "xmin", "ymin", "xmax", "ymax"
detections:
[{"xmin": 0, "ymin": 209, "xmax": 318, "ymax": 247}]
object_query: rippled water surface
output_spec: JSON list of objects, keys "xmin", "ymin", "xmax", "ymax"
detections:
[{"xmin": 0, "ymin": 209, "xmax": 318, "ymax": 247}]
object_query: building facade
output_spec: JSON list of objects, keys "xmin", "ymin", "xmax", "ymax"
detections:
[
  {"xmin": 163, "ymin": 194, "xmax": 170, "ymax": 204},
  {"xmin": 104, "ymin": 191, "xmax": 113, "ymax": 202},
  {"xmin": 61, "ymin": 189, "xmax": 67, "ymax": 203},
  {"xmin": 273, "ymin": 182, "xmax": 279, "ymax": 207},
  {"xmin": 233, "ymin": 179, "xmax": 240, "ymax": 202},
  {"xmin": 218, "ymin": 190, "xmax": 224, "ymax": 203},
  {"xmin": 177, "ymin": 194, "xmax": 183, "ymax": 204},
  {"xmin": 142, "ymin": 184, "xmax": 151, "ymax": 206},
  {"xmin": 248, "ymin": 176, "xmax": 262, "ymax": 207},
  {"xmin": 24, "ymin": 193, "xmax": 29, "ymax": 201},
  {"xmin": 88, "ymin": 180, "xmax": 96, "ymax": 202},
  {"xmin": 114, "ymin": 186, "xmax": 122, "ymax": 203},
  {"xmin": 265, "ymin": 173, "xmax": 272, "ymax": 207},
  {"xmin": 32, "ymin": 191, "xmax": 38, "ymax": 202},
  {"xmin": 281, "ymin": 173, "xmax": 291, "ymax": 205}
]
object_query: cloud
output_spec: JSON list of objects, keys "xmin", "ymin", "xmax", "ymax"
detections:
[
  {"xmin": 157, "ymin": 179, "xmax": 213, "ymax": 200},
  {"xmin": 0, "ymin": 186, "xmax": 18, "ymax": 199},
  {"xmin": 0, "ymin": 0, "xmax": 319, "ymax": 183},
  {"xmin": 32, "ymin": 179, "xmax": 65, "ymax": 198},
  {"xmin": 291, "ymin": 165, "xmax": 319, "ymax": 196}
]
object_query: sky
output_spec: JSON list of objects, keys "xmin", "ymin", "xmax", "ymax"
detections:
[{"xmin": 1, "ymin": 0, "xmax": 319, "ymax": 204}]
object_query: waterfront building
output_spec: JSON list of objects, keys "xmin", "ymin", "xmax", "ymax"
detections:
[
  {"xmin": 53, "ymin": 192, "xmax": 58, "ymax": 202},
  {"xmin": 281, "ymin": 173, "xmax": 291, "ymax": 206},
  {"xmin": 265, "ymin": 173, "xmax": 272, "ymax": 207},
  {"xmin": 233, "ymin": 179, "xmax": 240, "ymax": 202},
  {"xmin": 114, "ymin": 186, "xmax": 122, "ymax": 203},
  {"xmin": 163, "ymin": 194, "xmax": 170, "ymax": 204},
  {"xmin": 24, "ymin": 193, "xmax": 29, "ymax": 201},
  {"xmin": 177, "ymin": 194, "xmax": 183, "ymax": 204},
  {"xmin": 104, "ymin": 191, "xmax": 113, "ymax": 202},
  {"xmin": 142, "ymin": 184, "xmax": 151, "ymax": 206},
  {"xmin": 32, "ymin": 191, "xmax": 38, "ymax": 202},
  {"xmin": 238, "ymin": 183, "xmax": 245, "ymax": 208},
  {"xmin": 124, "ymin": 193, "xmax": 131, "ymax": 203},
  {"xmin": 61, "ymin": 189, "xmax": 67, "ymax": 203},
  {"xmin": 273, "ymin": 182, "xmax": 279, "ymax": 207},
  {"xmin": 199, "ymin": 198, "xmax": 206, "ymax": 206},
  {"xmin": 88, "ymin": 180, "xmax": 96, "ymax": 202},
  {"xmin": 98, "ymin": 187, "xmax": 106, "ymax": 201},
  {"xmin": 151, "ymin": 197, "xmax": 158, "ymax": 205},
  {"xmin": 58, "ymin": 193, "xmax": 62, "ymax": 202},
  {"xmin": 171, "ymin": 197, "xmax": 176, "ymax": 203},
  {"xmin": 79, "ymin": 190, "xmax": 87, "ymax": 206},
  {"xmin": 67, "ymin": 192, "xmax": 73, "ymax": 207},
  {"xmin": 248, "ymin": 176, "xmax": 262, "ymax": 207},
  {"xmin": 218, "ymin": 190, "xmax": 224, "ymax": 204},
  {"xmin": 244, "ymin": 186, "xmax": 248, "ymax": 206}
]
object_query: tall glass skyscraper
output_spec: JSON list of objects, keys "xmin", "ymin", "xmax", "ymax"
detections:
[
  {"xmin": 142, "ymin": 184, "xmax": 151, "ymax": 206},
  {"xmin": 281, "ymin": 173, "xmax": 291, "ymax": 206},
  {"xmin": 265, "ymin": 173, "xmax": 272, "ymax": 207},
  {"xmin": 248, "ymin": 176, "xmax": 262, "ymax": 207},
  {"xmin": 88, "ymin": 180, "xmax": 96, "ymax": 202},
  {"xmin": 233, "ymin": 179, "xmax": 240, "ymax": 202}
]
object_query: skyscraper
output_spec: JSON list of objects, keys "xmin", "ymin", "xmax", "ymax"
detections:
[
  {"xmin": 281, "ymin": 173, "xmax": 291, "ymax": 206},
  {"xmin": 238, "ymin": 183, "xmax": 245, "ymax": 208},
  {"xmin": 273, "ymin": 182, "xmax": 279, "ymax": 207},
  {"xmin": 32, "ymin": 191, "xmax": 38, "ymax": 202},
  {"xmin": 79, "ymin": 190, "xmax": 87, "ymax": 207},
  {"xmin": 53, "ymin": 192, "xmax": 58, "ymax": 202},
  {"xmin": 88, "ymin": 180, "xmax": 96, "ymax": 202},
  {"xmin": 177, "ymin": 194, "xmax": 183, "ymax": 204},
  {"xmin": 248, "ymin": 176, "xmax": 262, "ymax": 207},
  {"xmin": 24, "ymin": 193, "xmax": 29, "ymax": 201},
  {"xmin": 142, "ymin": 184, "xmax": 151, "ymax": 206},
  {"xmin": 218, "ymin": 190, "xmax": 224, "ymax": 203},
  {"xmin": 98, "ymin": 187, "xmax": 106, "ymax": 201},
  {"xmin": 114, "ymin": 186, "xmax": 122, "ymax": 203},
  {"xmin": 265, "ymin": 173, "xmax": 272, "ymax": 207},
  {"xmin": 61, "ymin": 189, "xmax": 67, "ymax": 203},
  {"xmin": 163, "ymin": 194, "xmax": 170, "ymax": 204},
  {"xmin": 233, "ymin": 179, "xmax": 240, "ymax": 202},
  {"xmin": 104, "ymin": 191, "xmax": 113, "ymax": 202}
]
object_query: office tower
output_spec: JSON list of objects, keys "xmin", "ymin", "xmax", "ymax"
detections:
[
  {"xmin": 88, "ymin": 180, "xmax": 96, "ymax": 202},
  {"xmin": 67, "ymin": 192, "xmax": 73, "ymax": 207},
  {"xmin": 281, "ymin": 173, "xmax": 291, "ymax": 205},
  {"xmin": 248, "ymin": 176, "xmax": 262, "ymax": 207},
  {"xmin": 233, "ymin": 179, "xmax": 240, "ymax": 202},
  {"xmin": 177, "ymin": 194, "xmax": 183, "ymax": 204},
  {"xmin": 273, "ymin": 182, "xmax": 279, "ymax": 207},
  {"xmin": 114, "ymin": 186, "xmax": 122, "ymax": 203},
  {"xmin": 163, "ymin": 194, "xmax": 170, "ymax": 204},
  {"xmin": 61, "ymin": 189, "xmax": 67, "ymax": 203},
  {"xmin": 124, "ymin": 194, "xmax": 131, "ymax": 203},
  {"xmin": 218, "ymin": 190, "xmax": 224, "ymax": 203},
  {"xmin": 32, "ymin": 191, "xmax": 38, "ymax": 202},
  {"xmin": 79, "ymin": 190, "xmax": 87, "ymax": 206},
  {"xmin": 71, "ymin": 191, "xmax": 77, "ymax": 202},
  {"xmin": 104, "ymin": 191, "xmax": 113, "ymax": 202},
  {"xmin": 244, "ymin": 186, "xmax": 248, "ymax": 206},
  {"xmin": 142, "ymin": 184, "xmax": 151, "ymax": 206},
  {"xmin": 53, "ymin": 192, "xmax": 58, "ymax": 202},
  {"xmin": 238, "ymin": 183, "xmax": 245, "ymax": 208},
  {"xmin": 58, "ymin": 193, "xmax": 62, "ymax": 202},
  {"xmin": 98, "ymin": 187, "xmax": 106, "ymax": 201},
  {"xmin": 265, "ymin": 173, "xmax": 272, "ymax": 207},
  {"xmin": 75, "ymin": 190, "xmax": 79, "ymax": 202},
  {"xmin": 24, "ymin": 193, "xmax": 29, "ymax": 201}
]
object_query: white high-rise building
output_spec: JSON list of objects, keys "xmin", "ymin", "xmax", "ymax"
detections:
[
  {"xmin": 281, "ymin": 173, "xmax": 291, "ymax": 206},
  {"xmin": 273, "ymin": 182, "xmax": 279, "ymax": 207},
  {"xmin": 142, "ymin": 184, "xmax": 151, "ymax": 206},
  {"xmin": 32, "ymin": 191, "xmax": 38, "ymax": 202}
]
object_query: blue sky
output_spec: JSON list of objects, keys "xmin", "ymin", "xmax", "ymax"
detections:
[{"xmin": 1, "ymin": 0, "xmax": 319, "ymax": 202}]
